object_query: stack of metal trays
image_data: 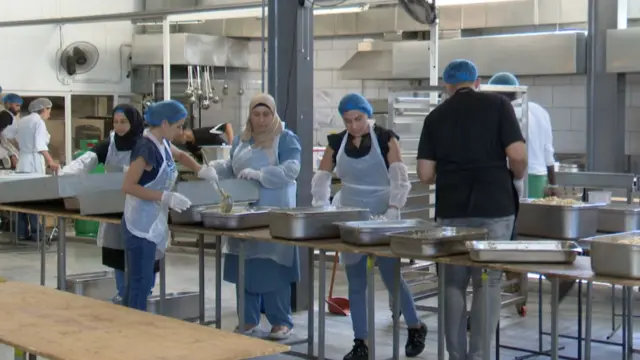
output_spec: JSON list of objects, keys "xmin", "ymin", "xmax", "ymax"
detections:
[
  {"xmin": 175, "ymin": 179, "xmax": 260, "ymax": 206},
  {"xmin": 0, "ymin": 173, "xmax": 125, "ymax": 203},
  {"xmin": 597, "ymin": 204, "xmax": 640, "ymax": 233},
  {"xmin": 389, "ymin": 226, "xmax": 488, "ymax": 258},
  {"xmin": 466, "ymin": 240, "xmax": 582, "ymax": 264},
  {"xmin": 338, "ymin": 219, "xmax": 431, "ymax": 246},
  {"xmin": 268, "ymin": 206, "xmax": 370, "ymax": 240},
  {"xmin": 170, "ymin": 202, "xmax": 251, "ymax": 225},
  {"xmin": 583, "ymin": 232, "xmax": 640, "ymax": 278},
  {"xmin": 201, "ymin": 206, "xmax": 275, "ymax": 230},
  {"xmin": 517, "ymin": 199, "xmax": 605, "ymax": 239}
]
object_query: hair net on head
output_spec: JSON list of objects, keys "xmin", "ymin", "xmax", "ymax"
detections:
[
  {"xmin": 488, "ymin": 72, "xmax": 519, "ymax": 86},
  {"xmin": 2, "ymin": 93, "xmax": 22, "ymax": 105},
  {"xmin": 443, "ymin": 59, "xmax": 478, "ymax": 85},
  {"xmin": 338, "ymin": 93, "xmax": 373, "ymax": 118},
  {"xmin": 28, "ymin": 98, "xmax": 53, "ymax": 113},
  {"xmin": 144, "ymin": 100, "xmax": 187, "ymax": 126}
]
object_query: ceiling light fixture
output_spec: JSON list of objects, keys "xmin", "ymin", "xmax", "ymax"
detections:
[{"xmin": 166, "ymin": 4, "xmax": 369, "ymax": 22}]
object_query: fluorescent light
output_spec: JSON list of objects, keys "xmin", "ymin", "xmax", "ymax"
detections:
[
  {"xmin": 435, "ymin": 0, "xmax": 525, "ymax": 5},
  {"xmin": 167, "ymin": 5, "xmax": 368, "ymax": 22},
  {"xmin": 136, "ymin": 19, "xmax": 204, "ymax": 26}
]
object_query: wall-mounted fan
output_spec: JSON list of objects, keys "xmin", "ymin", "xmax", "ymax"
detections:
[
  {"xmin": 398, "ymin": 0, "xmax": 437, "ymax": 25},
  {"xmin": 60, "ymin": 41, "xmax": 100, "ymax": 76}
]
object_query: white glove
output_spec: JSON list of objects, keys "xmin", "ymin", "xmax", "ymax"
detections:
[
  {"xmin": 161, "ymin": 191, "xmax": 192, "ymax": 213},
  {"xmin": 197, "ymin": 166, "xmax": 218, "ymax": 183},
  {"xmin": 58, "ymin": 151, "xmax": 98, "ymax": 176},
  {"xmin": 311, "ymin": 170, "xmax": 332, "ymax": 207},
  {"xmin": 238, "ymin": 168, "xmax": 262, "ymax": 181},
  {"xmin": 123, "ymin": 165, "xmax": 129, "ymax": 173},
  {"xmin": 383, "ymin": 207, "xmax": 401, "ymax": 220},
  {"xmin": 513, "ymin": 178, "xmax": 524, "ymax": 199},
  {"xmin": 389, "ymin": 163, "xmax": 411, "ymax": 208}
]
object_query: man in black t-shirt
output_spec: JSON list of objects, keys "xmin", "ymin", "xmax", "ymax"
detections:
[
  {"xmin": 0, "ymin": 93, "xmax": 22, "ymax": 169},
  {"xmin": 416, "ymin": 59, "xmax": 527, "ymax": 360}
]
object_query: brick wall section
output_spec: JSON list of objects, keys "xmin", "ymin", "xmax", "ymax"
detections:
[{"xmin": 238, "ymin": 38, "xmax": 640, "ymax": 155}]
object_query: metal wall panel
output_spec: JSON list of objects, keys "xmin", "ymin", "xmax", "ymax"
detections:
[
  {"xmin": 606, "ymin": 28, "xmax": 640, "ymax": 73},
  {"xmin": 391, "ymin": 32, "xmax": 587, "ymax": 79}
]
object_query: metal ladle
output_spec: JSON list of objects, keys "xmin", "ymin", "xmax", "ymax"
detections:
[{"xmin": 213, "ymin": 179, "xmax": 234, "ymax": 213}]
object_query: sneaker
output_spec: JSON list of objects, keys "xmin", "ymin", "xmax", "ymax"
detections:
[
  {"xmin": 111, "ymin": 295, "xmax": 123, "ymax": 305},
  {"xmin": 405, "ymin": 323, "xmax": 427, "ymax": 357},
  {"xmin": 343, "ymin": 339, "xmax": 368, "ymax": 360},
  {"xmin": 234, "ymin": 325, "xmax": 260, "ymax": 336},
  {"xmin": 268, "ymin": 326, "xmax": 293, "ymax": 340}
]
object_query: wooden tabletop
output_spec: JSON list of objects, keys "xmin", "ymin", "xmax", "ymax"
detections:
[{"xmin": 0, "ymin": 282, "xmax": 288, "ymax": 360}]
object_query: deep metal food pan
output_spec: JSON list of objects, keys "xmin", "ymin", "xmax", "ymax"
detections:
[
  {"xmin": 63, "ymin": 197, "xmax": 80, "ymax": 211},
  {"xmin": 584, "ymin": 231, "xmax": 640, "ymax": 278},
  {"xmin": 597, "ymin": 204, "xmax": 640, "ymax": 233},
  {"xmin": 516, "ymin": 199, "xmax": 605, "ymax": 239},
  {"xmin": 466, "ymin": 240, "xmax": 582, "ymax": 264},
  {"xmin": 147, "ymin": 291, "xmax": 199, "ymax": 320},
  {"xmin": 201, "ymin": 206, "xmax": 275, "ymax": 229},
  {"xmin": 66, "ymin": 271, "xmax": 116, "ymax": 301},
  {"xmin": 338, "ymin": 219, "xmax": 432, "ymax": 246},
  {"xmin": 390, "ymin": 227, "xmax": 488, "ymax": 258},
  {"xmin": 169, "ymin": 205, "xmax": 209, "ymax": 225},
  {"xmin": 268, "ymin": 206, "xmax": 370, "ymax": 240},
  {"xmin": 0, "ymin": 173, "xmax": 125, "ymax": 203}
]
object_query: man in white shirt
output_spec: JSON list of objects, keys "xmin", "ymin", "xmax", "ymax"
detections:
[{"xmin": 488, "ymin": 73, "xmax": 557, "ymax": 197}]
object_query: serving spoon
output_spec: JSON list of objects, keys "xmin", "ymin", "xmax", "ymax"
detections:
[{"xmin": 212, "ymin": 179, "xmax": 234, "ymax": 213}]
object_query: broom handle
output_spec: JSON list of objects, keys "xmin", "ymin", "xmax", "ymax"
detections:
[{"xmin": 328, "ymin": 252, "xmax": 339, "ymax": 298}]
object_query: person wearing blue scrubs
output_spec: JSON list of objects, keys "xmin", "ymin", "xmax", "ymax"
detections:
[
  {"xmin": 120, "ymin": 100, "xmax": 218, "ymax": 311},
  {"xmin": 311, "ymin": 93, "xmax": 427, "ymax": 360},
  {"xmin": 209, "ymin": 93, "xmax": 301, "ymax": 340}
]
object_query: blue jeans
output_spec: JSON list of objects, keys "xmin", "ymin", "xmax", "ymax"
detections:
[
  {"xmin": 115, "ymin": 269, "xmax": 156, "ymax": 298},
  {"xmin": 236, "ymin": 284, "xmax": 293, "ymax": 328},
  {"xmin": 346, "ymin": 256, "xmax": 420, "ymax": 340},
  {"xmin": 122, "ymin": 227, "xmax": 157, "ymax": 311},
  {"xmin": 18, "ymin": 213, "xmax": 41, "ymax": 240}
]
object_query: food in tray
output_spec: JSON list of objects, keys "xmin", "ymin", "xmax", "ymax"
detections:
[
  {"xmin": 617, "ymin": 237, "xmax": 640, "ymax": 245},
  {"xmin": 531, "ymin": 196, "xmax": 583, "ymax": 205}
]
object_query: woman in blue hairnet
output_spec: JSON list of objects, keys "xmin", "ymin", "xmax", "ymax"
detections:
[
  {"xmin": 312, "ymin": 93, "xmax": 427, "ymax": 360},
  {"xmin": 59, "ymin": 104, "xmax": 161, "ymax": 303},
  {"xmin": 120, "ymin": 100, "xmax": 218, "ymax": 311},
  {"xmin": 208, "ymin": 93, "xmax": 301, "ymax": 340}
]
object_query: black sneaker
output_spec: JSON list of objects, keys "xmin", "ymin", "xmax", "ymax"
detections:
[
  {"xmin": 343, "ymin": 339, "xmax": 368, "ymax": 360},
  {"xmin": 405, "ymin": 323, "xmax": 427, "ymax": 357}
]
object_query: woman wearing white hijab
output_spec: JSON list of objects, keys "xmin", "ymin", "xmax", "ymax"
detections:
[{"xmin": 209, "ymin": 93, "xmax": 302, "ymax": 340}]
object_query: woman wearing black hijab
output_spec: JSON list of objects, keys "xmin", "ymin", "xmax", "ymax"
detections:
[{"xmin": 59, "ymin": 104, "xmax": 159, "ymax": 303}]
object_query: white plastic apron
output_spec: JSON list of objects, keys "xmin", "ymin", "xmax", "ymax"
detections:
[
  {"xmin": 335, "ymin": 124, "xmax": 392, "ymax": 265},
  {"xmin": 223, "ymin": 135, "xmax": 297, "ymax": 266},
  {"xmin": 97, "ymin": 132, "xmax": 132, "ymax": 249},
  {"xmin": 123, "ymin": 131, "xmax": 178, "ymax": 260}
]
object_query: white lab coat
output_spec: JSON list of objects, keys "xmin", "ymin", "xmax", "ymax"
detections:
[
  {"xmin": 512, "ymin": 99, "xmax": 555, "ymax": 176},
  {"xmin": 16, "ymin": 113, "xmax": 50, "ymax": 174}
]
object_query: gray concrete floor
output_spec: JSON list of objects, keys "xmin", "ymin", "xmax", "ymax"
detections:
[{"xmin": 0, "ymin": 238, "xmax": 637, "ymax": 360}]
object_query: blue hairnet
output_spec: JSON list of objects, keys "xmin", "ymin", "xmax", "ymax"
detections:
[
  {"xmin": 488, "ymin": 72, "xmax": 519, "ymax": 86},
  {"xmin": 144, "ymin": 100, "xmax": 187, "ymax": 126},
  {"xmin": 443, "ymin": 59, "xmax": 478, "ymax": 85},
  {"xmin": 338, "ymin": 93, "xmax": 373, "ymax": 118},
  {"xmin": 3, "ymin": 93, "xmax": 22, "ymax": 105}
]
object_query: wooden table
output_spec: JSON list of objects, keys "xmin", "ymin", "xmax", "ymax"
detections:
[{"xmin": 0, "ymin": 282, "xmax": 289, "ymax": 360}]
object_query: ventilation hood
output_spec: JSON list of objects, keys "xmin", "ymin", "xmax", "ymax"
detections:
[
  {"xmin": 341, "ymin": 32, "xmax": 587, "ymax": 80},
  {"xmin": 607, "ymin": 28, "xmax": 640, "ymax": 73},
  {"xmin": 132, "ymin": 33, "xmax": 249, "ymax": 68}
]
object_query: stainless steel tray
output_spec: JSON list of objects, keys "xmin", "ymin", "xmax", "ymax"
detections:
[
  {"xmin": 597, "ymin": 204, "xmax": 640, "ymax": 233},
  {"xmin": 338, "ymin": 219, "xmax": 432, "ymax": 246},
  {"xmin": 66, "ymin": 271, "xmax": 116, "ymax": 301},
  {"xmin": 175, "ymin": 179, "xmax": 259, "ymax": 206},
  {"xmin": 466, "ymin": 240, "xmax": 582, "ymax": 263},
  {"xmin": 268, "ymin": 206, "xmax": 370, "ymax": 240},
  {"xmin": 583, "ymin": 231, "xmax": 640, "ymax": 278},
  {"xmin": 170, "ymin": 205, "xmax": 210, "ymax": 225},
  {"xmin": 516, "ymin": 199, "xmax": 605, "ymax": 239},
  {"xmin": 0, "ymin": 173, "xmax": 125, "ymax": 203},
  {"xmin": 147, "ymin": 291, "xmax": 199, "ymax": 320},
  {"xmin": 74, "ymin": 190, "xmax": 126, "ymax": 215},
  {"xmin": 390, "ymin": 227, "xmax": 488, "ymax": 258},
  {"xmin": 202, "ymin": 206, "xmax": 275, "ymax": 229}
]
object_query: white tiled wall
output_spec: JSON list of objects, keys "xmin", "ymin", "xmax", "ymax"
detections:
[{"xmin": 239, "ymin": 38, "xmax": 640, "ymax": 155}]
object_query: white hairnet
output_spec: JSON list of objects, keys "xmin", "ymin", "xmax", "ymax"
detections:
[{"xmin": 28, "ymin": 98, "xmax": 53, "ymax": 113}]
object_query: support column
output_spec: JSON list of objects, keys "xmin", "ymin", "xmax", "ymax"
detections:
[
  {"xmin": 586, "ymin": 0, "xmax": 626, "ymax": 172},
  {"xmin": 268, "ymin": 0, "xmax": 314, "ymax": 312}
]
